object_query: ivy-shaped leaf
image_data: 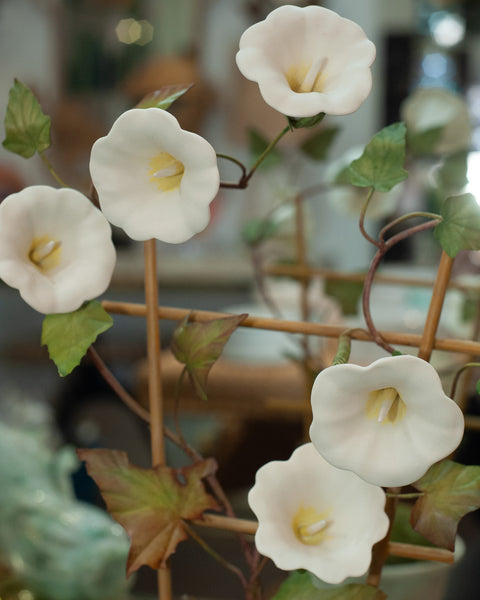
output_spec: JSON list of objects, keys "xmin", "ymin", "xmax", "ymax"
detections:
[
  {"xmin": 272, "ymin": 571, "xmax": 386, "ymax": 600},
  {"xmin": 347, "ymin": 122, "xmax": 408, "ymax": 192},
  {"xmin": 41, "ymin": 300, "xmax": 113, "ymax": 376},
  {"xmin": 171, "ymin": 313, "xmax": 248, "ymax": 400},
  {"xmin": 411, "ymin": 459, "xmax": 480, "ymax": 550},
  {"xmin": 407, "ymin": 125, "xmax": 444, "ymax": 157},
  {"xmin": 248, "ymin": 129, "xmax": 282, "ymax": 170},
  {"xmin": 300, "ymin": 126, "xmax": 340, "ymax": 161},
  {"xmin": 135, "ymin": 83, "xmax": 194, "ymax": 110},
  {"xmin": 77, "ymin": 448, "xmax": 219, "ymax": 575},
  {"xmin": 3, "ymin": 79, "xmax": 51, "ymax": 158},
  {"xmin": 433, "ymin": 193, "xmax": 480, "ymax": 258}
]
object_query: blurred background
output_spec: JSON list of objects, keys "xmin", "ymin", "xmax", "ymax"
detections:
[{"xmin": 2, "ymin": 0, "xmax": 480, "ymax": 598}]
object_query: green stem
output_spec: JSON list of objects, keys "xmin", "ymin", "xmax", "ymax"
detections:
[
  {"xmin": 450, "ymin": 362, "xmax": 480, "ymax": 399},
  {"xmin": 379, "ymin": 212, "xmax": 442, "ymax": 244},
  {"xmin": 244, "ymin": 125, "xmax": 290, "ymax": 184},
  {"xmin": 39, "ymin": 151, "xmax": 69, "ymax": 187},
  {"xmin": 359, "ymin": 187, "xmax": 380, "ymax": 248},
  {"xmin": 182, "ymin": 520, "xmax": 248, "ymax": 589},
  {"xmin": 331, "ymin": 328, "xmax": 369, "ymax": 365}
]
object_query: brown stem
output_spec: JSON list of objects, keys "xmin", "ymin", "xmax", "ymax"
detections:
[
  {"xmin": 87, "ymin": 346, "xmax": 151, "ymax": 422},
  {"xmin": 359, "ymin": 187, "xmax": 381, "ymax": 248},
  {"xmin": 362, "ymin": 219, "xmax": 440, "ymax": 355}
]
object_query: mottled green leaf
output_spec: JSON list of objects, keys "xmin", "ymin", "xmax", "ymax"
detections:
[
  {"xmin": 300, "ymin": 126, "xmax": 340, "ymax": 161},
  {"xmin": 3, "ymin": 79, "xmax": 51, "ymax": 158},
  {"xmin": 77, "ymin": 448, "xmax": 219, "ymax": 575},
  {"xmin": 411, "ymin": 459, "xmax": 480, "ymax": 550},
  {"xmin": 171, "ymin": 313, "xmax": 248, "ymax": 400},
  {"xmin": 136, "ymin": 83, "xmax": 194, "ymax": 110},
  {"xmin": 272, "ymin": 571, "xmax": 386, "ymax": 600},
  {"xmin": 434, "ymin": 193, "xmax": 480, "ymax": 257},
  {"xmin": 348, "ymin": 123, "xmax": 408, "ymax": 192},
  {"xmin": 248, "ymin": 129, "xmax": 282, "ymax": 170},
  {"xmin": 407, "ymin": 125, "xmax": 443, "ymax": 156},
  {"xmin": 41, "ymin": 300, "xmax": 113, "ymax": 376},
  {"xmin": 324, "ymin": 279, "xmax": 364, "ymax": 316},
  {"xmin": 287, "ymin": 112, "xmax": 326, "ymax": 130}
]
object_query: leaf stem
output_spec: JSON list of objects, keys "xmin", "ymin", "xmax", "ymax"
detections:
[
  {"xmin": 39, "ymin": 151, "xmax": 69, "ymax": 187},
  {"xmin": 379, "ymin": 212, "xmax": 442, "ymax": 244},
  {"xmin": 385, "ymin": 492, "xmax": 424, "ymax": 499},
  {"xmin": 359, "ymin": 187, "xmax": 380, "ymax": 248},
  {"xmin": 220, "ymin": 126, "xmax": 290, "ymax": 189},
  {"xmin": 450, "ymin": 362, "xmax": 480, "ymax": 399},
  {"xmin": 182, "ymin": 520, "xmax": 248, "ymax": 589}
]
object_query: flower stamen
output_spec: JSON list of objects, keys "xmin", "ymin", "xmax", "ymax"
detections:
[
  {"xmin": 298, "ymin": 57, "xmax": 328, "ymax": 93},
  {"xmin": 293, "ymin": 505, "xmax": 332, "ymax": 545},
  {"xmin": 149, "ymin": 152, "xmax": 185, "ymax": 192},
  {"xmin": 366, "ymin": 387, "xmax": 406, "ymax": 424},
  {"xmin": 28, "ymin": 236, "xmax": 62, "ymax": 272}
]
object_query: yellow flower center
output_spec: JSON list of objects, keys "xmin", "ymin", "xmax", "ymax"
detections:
[
  {"xmin": 28, "ymin": 235, "xmax": 62, "ymax": 272},
  {"xmin": 285, "ymin": 58, "xmax": 328, "ymax": 94},
  {"xmin": 366, "ymin": 387, "xmax": 407, "ymax": 424},
  {"xmin": 148, "ymin": 152, "xmax": 184, "ymax": 192},
  {"xmin": 292, "ymin": 504, "xmax": 332, "ymax": 546}
]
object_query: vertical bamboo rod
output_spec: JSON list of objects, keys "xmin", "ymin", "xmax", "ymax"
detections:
[
  {"xmin": 417, "ymin": 252, "xmax": 454, "ymax": 362},
  {"xmin": 144, "ymin": 239, "xmax": 171, "ymax": 600}
]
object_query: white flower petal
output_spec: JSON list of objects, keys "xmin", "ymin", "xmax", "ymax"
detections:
[
  {"xmin": 309, "ymin": 355, "xmax": 465, "ymax": 487},
  {"xmin": 236, "ymin": 5, "xmax": 376, "ymax": 118},
  {"xmin": 248, "ymin": 443, "xmax": 388, "ymax": 584},
  {"xmin": 89, "ymin": 108, "xmax": 220, "ymax": 243},
  {"xmin": 0, "ymin": 185, "xmax": 116, "ymax": 314}
]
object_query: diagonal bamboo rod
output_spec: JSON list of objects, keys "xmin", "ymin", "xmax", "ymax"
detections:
[
  {"xmin": 418, "ymin": 252, "xmax": 455, "ymax": 362},
  {"xmin": 101, "ymin": 300, "xmax": 480, "ymax": 356},
  {"xmin": 192, "ymin": 514, "xmax": 454, "ymax": 564},
  {"xmin": 144, "ymin": 240, "xmax": 171, "ymax": 600}
]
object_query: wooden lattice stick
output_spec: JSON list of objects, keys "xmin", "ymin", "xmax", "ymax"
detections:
[
  {"xmin": 418, "ymin": 252, "xmax": 454, "ymax": 362},
  {"xmin": 193, "ymin": 514, "xmax": 454, "ymax": 564},
  {"xmin": 143, "ymin": 239, "xmax": 171, "ymax": 600},
  {"xmin": 101, "ymin": 300, "xmax": 480, "ymax": 356}
]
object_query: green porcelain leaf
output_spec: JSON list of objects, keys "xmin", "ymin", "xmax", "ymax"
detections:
[
  {"xmin": 272, "ymin": 571, "xmax": 386, "ymax": 600},
  {"xmin": 433, "ymin": 193, "xmax": 480, "ymax": 257},
  {"xmin": 77, "ymin": 449, "xmax": 219, "ymax": 575},
  {"xmin": 3, "ymin": 79, "xmax": 51, "ymax": 158},
  {"xmin": 300, "ymin": 126, "xmax": 340, "ymax": 161},
  {"xmin": 348, "ymin": 122, "xmax": 408, "ymax": 192},
  {"xmin": 41, "ymin": 300, "xmax": 113, "ymax": 376},
  {"xmin": 171, "ymin": 313, "xmax": 248, "ymax": 401},
  {"xmin": 411, "ymin": 459, "xmax": 480, "ymax": 550},
  {"xmin": 136, "ymin": 83, "xmax": 194, "ymax": 110}
]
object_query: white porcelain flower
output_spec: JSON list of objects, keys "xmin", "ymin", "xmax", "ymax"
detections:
[
  {"xmin": 0, "ymin": 185, "xmax": 116, "ymax": 314},
  {"xmin": 89, "ymin": 108, "xmax": 220, "ymax": 243},
  {"xmin": 236, "ymin": 5, "xmax": 376, "ymax": 118},
  {"xmin": 248, "ymin": 443, "xmax": 388, "ymax": 584},
  {"xmin": 310, "ymin": 355, "xmax": 464, "ymax": 488}
]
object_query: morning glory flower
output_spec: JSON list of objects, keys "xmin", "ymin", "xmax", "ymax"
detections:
[
  {"xmin": 309, "ymin": 355, "xmax": 464, "ymax": 488},
  {"xmin": 235, "ymin": 5, "xmax": 376, "ymax": 118},
  {"xmin": 89, "ymin": 108, "xmax": 220, "ymax": 243},
  {"xmin": 248, "ymin": 443, "xmax": 388, "ymax": 584},
  {"xmin": 0, "ymin": 185, "xmax": 116, "ymax": 314}
]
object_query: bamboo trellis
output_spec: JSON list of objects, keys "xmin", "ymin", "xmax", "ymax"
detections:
[{"xmin": 100, "ymin": 225, "xmax": 480, "ymax": 597}]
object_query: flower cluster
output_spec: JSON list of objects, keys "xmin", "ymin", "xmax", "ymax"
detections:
[{"xmin": 0, "ymin": 108, "xmax": 220, "ymax": 314}]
